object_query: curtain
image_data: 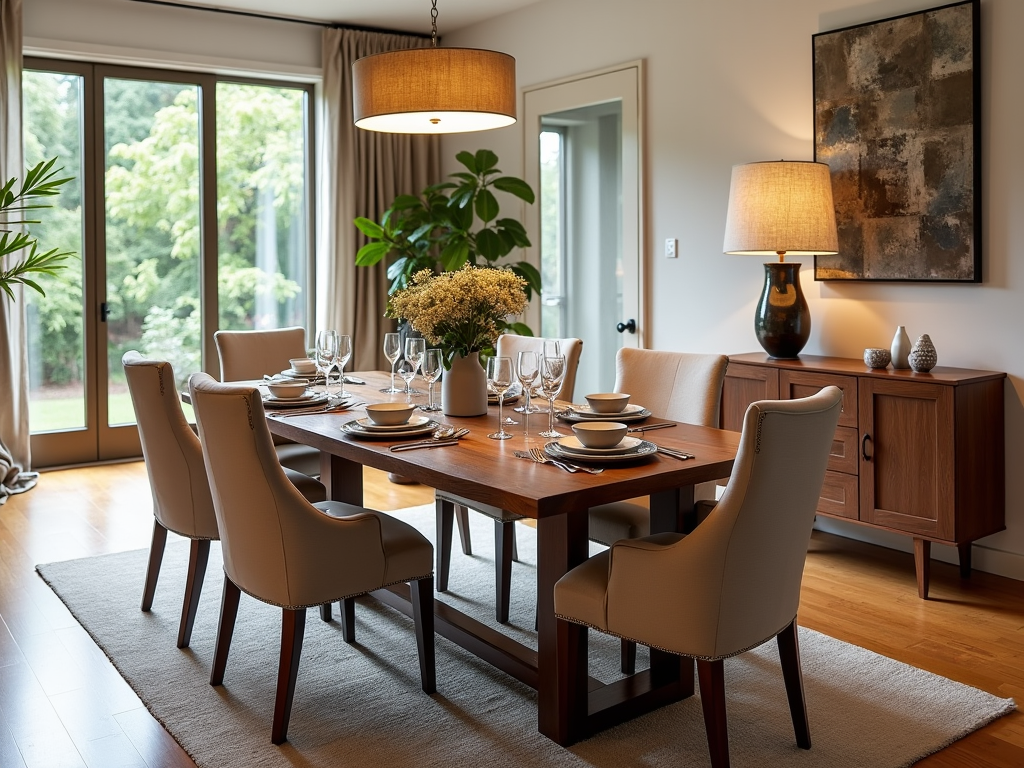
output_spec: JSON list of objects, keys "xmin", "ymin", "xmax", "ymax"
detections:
[
  {"xmin": 0, "ymin": 0, "xmax": 34, "ymax": 505},
  {"xmin": 320, "ymin": 27, "xmax": 440, "ymax": 371}
]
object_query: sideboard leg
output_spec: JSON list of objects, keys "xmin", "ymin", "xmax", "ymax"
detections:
[
  {"xmin": 958, "ymin": 543, "xmax": 972, "ymax": 579},
  {"xmin": 913, "ymin": 538, "xmax": 931, "ymax": 599}
]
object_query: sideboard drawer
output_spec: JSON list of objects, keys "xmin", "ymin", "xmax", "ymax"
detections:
[
  {"xmin": 779, "ymin": 370, "xmax": 858, "ymax": 428},
  {"xmin": 828, "ymin": 427, "xmax": 860, "ymax": 475},
  {"xmin": 818, "ymin": 470, "xmax": 859, "ymax": 520}
]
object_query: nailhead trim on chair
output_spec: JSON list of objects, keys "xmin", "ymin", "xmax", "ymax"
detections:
[{"xmin": 230, "ymin": 570, "xmax": 436, "ymax": 611}]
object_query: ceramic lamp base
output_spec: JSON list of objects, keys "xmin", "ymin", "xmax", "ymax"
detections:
[{"xmin": 755, "ymin": 262, "xmax": 810, "ymax": 359}]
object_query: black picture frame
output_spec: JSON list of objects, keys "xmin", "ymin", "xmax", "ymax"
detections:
[{"xmin": 812, "ymin": 0, "xmax": 981, "ymax": 282}]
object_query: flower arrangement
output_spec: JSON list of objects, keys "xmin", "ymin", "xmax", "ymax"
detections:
[{"xmin": 387, "ymin": 266, "xmax": 529, "ymax": 367}]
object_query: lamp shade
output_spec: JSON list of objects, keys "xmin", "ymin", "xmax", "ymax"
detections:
[
  {"xmin": 353, "ymin": 47, "xmax": 517, "ymax": 134},
  {"xmin": 723, "ymin": 161, "xmax": 838, "ymax": 257}
]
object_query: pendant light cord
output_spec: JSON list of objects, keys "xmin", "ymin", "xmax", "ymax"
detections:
[{"xmin": 431, "ymin": 0, "xmax": 439, "ymax": 47}]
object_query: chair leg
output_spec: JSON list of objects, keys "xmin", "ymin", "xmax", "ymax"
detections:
[
  {"xmin": 777, "ymin": 620, "xmax": 811, "ymax": 749},
  {"xmin": 210, "ymin": 576, "xmax": 241, "ymax": 686},
  {"xmin": 177, "ymin": 539, "xmax": 211, "ymax": 649},
  {"xmin": 271, "ymin": 608, "xmax": 306, "ymax": 745},
  {"xmin": 436, "ymin": 498, "xmax": 453, "ymax": 593},
  {"xmin": 410, "ymin": 577, "xmax": 436, "ymax": 694},
  {"xmin": 511, "ymin": 522, "xmax": 520, "ymax": 563},
  {"xmin": 339, "ymin": 597, "xmax": 356, "ymax": 643},
  {"xmin": 319, "ymin": 603, "xmax": 333, "ymax": 622},
  {"xmin": 697, "ymin": 659, "xmax": 730, "ymax": 768},
  {"xmin": 620, "ymin": 639, "xmax": 637, "ymax": 675},
  {"xmin": 454, "ymin": 503, "xmax": 473, "ymax": 555},
  {"xmin": 141, "ymin": 520, "xmax": 168, "ymax": 612},
  {"xmin": 495, "ymin": 520, "xmax": 514, "ymax": 624}
]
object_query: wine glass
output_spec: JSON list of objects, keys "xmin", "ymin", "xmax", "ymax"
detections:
[
  {"xmin": 538, "ymin": 355, "xmax": 566, "ymax": 438},
  {"xmin": 420, "ymin": 348, "xmax": 443, "ymax": 412},
  {"xmin": 381, "ymin": 332, "xmax": 402, "ymax": 393},
  {"xmin": 531, "ymin": 340, "xmax": 562, "ymax": 413},
  {"xmin": 397, "ymin": 359, "xmax": 417, "ymax": 403},
  {"xmin": 335, "ymin": 334, "xmax": 352, "ymax": 401},
  {"xmin": 315, "ymin": 330, "xmax": 339, "ymax": 397},
  {"xmin": 486, "ymin": 356, "xmax": 515, "ymax": 440},
  {"xmin": 516, "ymin": 350, "xmax": 539, "ymax": 435},
  {"xmin": 404, "ymin": 337, "xmax": 426, "ymax": 396}
]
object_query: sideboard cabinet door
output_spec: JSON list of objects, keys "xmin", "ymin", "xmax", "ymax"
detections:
[{"xmin": 721, "ymin": 364, "xmax": 778, "ymax": 433}]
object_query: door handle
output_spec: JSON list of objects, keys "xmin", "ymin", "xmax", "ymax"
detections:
[
  {"xmin": 861, "ymin": 433, "xmax": 872, "ymax": 461},
  {"xmin": 616, "ymin": 319, "xmax": 637, "ymax": 334},
  {"xmin": 100, "ymin": 302, "xmax": 110, "ymax": 322}
]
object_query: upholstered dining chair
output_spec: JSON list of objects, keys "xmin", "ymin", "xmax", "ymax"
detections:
[
  {"xmin": 214, "ymin": 326, "xmax": 320, "ymax": 478},
  {"xmin": 434, "ymin": 334, "xmax": 583, "ymax": 624},
  {"xmin": 188, "ymin": 373, "xmax": 436, "ymax": 745},
  {"xmin": 122, "ymin": 351, "xmax": 326, "ymax": 650},
  {"xmin": 554, "ymin": 386, "xmax": 843, "ymax": 768}
]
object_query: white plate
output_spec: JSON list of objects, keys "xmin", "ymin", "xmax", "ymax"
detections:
[
  {"xmin": 280, "ymin": 368, "xmax": 323, "ymax": 380},
  {"xmin": 340, "ymin": 419, "xmax": 438, "ymax": 439},
  {"xmin": 263, "ymin": 392, "xmax": 329, "ymax": 408},
  {"xmin": 354, "ymin": 415, "xmax": 431, "ymax": 432},
  {"xmin": 545, "ymin": 440, "xmax": 657, "ymax": 463},
  {"xmin": 555, "ymin": 435, "xmax": 644, "ymax": 456},
  {"xmin": 558, "ymin": 406, "xmax": 651, "ymax": 423}
]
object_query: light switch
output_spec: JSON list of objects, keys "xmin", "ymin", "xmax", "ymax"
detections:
[{"xmin": 665, "ymin": 238, "xmax": 678, "ymax": 258}]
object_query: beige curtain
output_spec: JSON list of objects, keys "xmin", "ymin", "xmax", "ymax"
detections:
[
  {"xmin": 321, "ymin": 27, "xmax": 440, "ymax": 371},
  {"xmin": 0, "ymin": 0, "xmax": 34, "ymax": 505}
]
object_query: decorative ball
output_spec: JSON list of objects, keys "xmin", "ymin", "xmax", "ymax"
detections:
[
  {"xmin": 909, "ymin": 334, "xmax": 938, "ymax": 373},
  {"xmin": 863, "ymin": 348, "xmax": 891, "ymax": 369}
]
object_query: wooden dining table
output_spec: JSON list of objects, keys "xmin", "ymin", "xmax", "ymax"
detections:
[{"xmin": 249, "ymin": 371, "xmax": 740, "ymax": 745}]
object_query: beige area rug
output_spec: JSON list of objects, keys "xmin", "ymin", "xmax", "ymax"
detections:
[{"xmin": 38, "ymin": 504, "xmax": 1013, "ymax": 768}]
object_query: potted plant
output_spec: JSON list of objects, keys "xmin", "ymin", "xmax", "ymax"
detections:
[
  {"xmin": 0, "ymin": 158, "xmax": 74, "ymax": 300},
  {"xmin": 354, "ymin": 149, "xmax": 541, "ymax": 314}
]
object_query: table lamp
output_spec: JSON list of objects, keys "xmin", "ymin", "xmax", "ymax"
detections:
[{"xmin": 723, "ymin": 160, "xmax": 838, "ymax": 359}]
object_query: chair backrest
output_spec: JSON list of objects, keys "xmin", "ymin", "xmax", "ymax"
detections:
[
  {"xmin": 606, "ymin": 386, "xmax": 842, "ymax": 659},
  {"xmin": 188, "ymin": 373, "xmax": 387, "ymax": 607},
  {"xmin": 214, "ymin": 326, "xmax": 307, "ymax": 382},
  {"xmin": 496, "ymin": 334, "xmax": 583, "ymax": 401},
  {"xmin": 613, "ymin": 347, "xmax": 728, "ymax": 427},
  {"xmin": 122, "ymin": 351, "xmax": 218, "ymax": 540}
]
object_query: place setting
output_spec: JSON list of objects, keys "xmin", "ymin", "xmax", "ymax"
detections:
[
  {"xmin": 339, "ymin": 403, "xmax": 469, "ymax": 453},
  {"xmin": 543, "ymin": 421, "xmax": 659, "ymax": 466},
  {"xmin": 555, "ymin": 392, "xmax": 653, "ymax": 423}
]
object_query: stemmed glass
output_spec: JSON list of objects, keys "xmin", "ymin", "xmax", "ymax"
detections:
[
  {"xmin": 516, "ymin": 350, "xmax": 539, "ymax": 435},
  {"xmin": 381, "ymin": 332, "xmax": 403, "ymax": 393},
  {"xmin": 420, "ymin": 348, "xmax": 443, "ymax": 411},
  {"xmin": 315, "ymin": 330, "xmax": 339, "ymax": 398},
  {"xmin": 530, "ymin": 340, "xmax": 561, "ymax": 413},
  {"xmin": 538, "ymin": 355, "xmax": 566, "ymax": 438},
  {"xmin": 335, "ymin": 334, "xmax": 352, "ymax": 401},
  {"xmin": 404, "ymin": 338, "xmax": 426, "ymax": 396},
  {"xmin": 486, "ymin": 356, "xmax": 515, "ymax": 440},
  {"xmin": 397, "ymin": 359, "xmax": 418, "ymax": 403}
]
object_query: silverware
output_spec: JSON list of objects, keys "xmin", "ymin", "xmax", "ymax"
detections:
[
  {"xmin": 627, "ymin": 422, "xmax": 675, "ymax": 433},
  {"xmin": 654, "ymin": 445, "xmax": 695, "ymax": 460},
  {"xmin": 390, "ymin": 439, "xmax": 461, "ymax": 452},
  {"xmin": 389, "ymin": 427, "xmax": 469, "ymax": 451},
  {"xmin": 269, "ymin": 401, "xmax": 364, "ymax": 418},
  {"xmin": 523, "ymin": 447, "xmax": 604, "ymax": 474}
]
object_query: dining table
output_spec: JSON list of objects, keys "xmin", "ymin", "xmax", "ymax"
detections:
[{"xmin": 212, "ymin": 370, "xmax": 740, "ymax": 746}]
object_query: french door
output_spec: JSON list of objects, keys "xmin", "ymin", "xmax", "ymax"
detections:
[{"xmin": 23, "ymin": 59, "xmax": 313, "ymax": 466}]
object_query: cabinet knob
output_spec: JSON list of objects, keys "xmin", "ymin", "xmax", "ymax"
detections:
[{"xmin": 861, "ymin": 433, "xmax": 872, "ymax": 461}]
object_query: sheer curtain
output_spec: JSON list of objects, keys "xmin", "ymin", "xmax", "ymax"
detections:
[
  {"xmin": 320, "ymin": 27, "xmax": 440, "ymax": 371},
  {"xmin": 0, "ymin": 0, "xmax": 35, "ymax": 505}
]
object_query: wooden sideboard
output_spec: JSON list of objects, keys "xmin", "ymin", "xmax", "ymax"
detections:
[{"xmin": 721, "ymin": 353, "xmax": 1006, "ymax": 599}]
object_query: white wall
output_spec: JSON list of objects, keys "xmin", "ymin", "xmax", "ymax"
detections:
[{"xmin": 443, "ymin": 0, "xmax": 1024, "ymax": 579}]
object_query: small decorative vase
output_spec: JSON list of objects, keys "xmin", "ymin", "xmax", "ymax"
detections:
[
  {"xmin": 909, "ymin": 334, "xmax": 938, "ymax": 373},
  {"xmin": 890, "ymin": 326, "xmax": 912, "ymax": 370},
  {"xmin": 863, "ymin": 348, "xmax": 891, "ymax": 369},
  {"xmin": 441, "ymin": 353, "xmax": 488, "ymax": 417}
]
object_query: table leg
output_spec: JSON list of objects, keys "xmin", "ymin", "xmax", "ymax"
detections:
[
  {"xmin": 321, "ymin": 453, "xmax": 363, "ymax": 505},
  {"xmin": 537, "ymin": 508, "xmax": 589, "ymax": 745},
  {"xmin": 650, "ymin": 485, "xmax": 697, "ymax": 534}
]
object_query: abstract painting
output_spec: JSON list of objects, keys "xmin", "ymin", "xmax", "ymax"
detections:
[{"xmin": 813, "ymin": 0, "xmax": 980, "ymax": 282}]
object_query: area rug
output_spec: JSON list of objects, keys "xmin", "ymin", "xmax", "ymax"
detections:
[{"xmin": 37, "ymin": 504, "xmax": 1013, "ymax": 768}]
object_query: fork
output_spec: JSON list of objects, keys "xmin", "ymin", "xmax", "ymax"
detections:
[
  {"xmin": 390, "ymin": 427, "xmax": 469, "ymax": 451},
  {"xmin": 270, "ymin": 401, "xmax": 364, "ymax": 418},
  {"xmin": 526, "ymin": 446, "xmax": 604, "ymax": 474}
]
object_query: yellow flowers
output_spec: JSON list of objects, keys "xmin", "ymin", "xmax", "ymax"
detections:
[{"xmin": 388, "ymin": 266, "xmax": 528, "ymax": 363}]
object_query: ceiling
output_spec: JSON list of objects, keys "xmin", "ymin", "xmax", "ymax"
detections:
[{"xmin": 144, "ymin": 0, "xmax": 545, "ymax": 34}]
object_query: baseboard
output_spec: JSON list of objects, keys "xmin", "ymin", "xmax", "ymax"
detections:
[{"xmin": 813, "ymin": 517, "xmax": 1024, "ymax": 583}]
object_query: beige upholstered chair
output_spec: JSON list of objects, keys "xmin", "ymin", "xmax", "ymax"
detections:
[
  {"xmin": 213, "ymin": 327, "xmax": 320, "ymax": 478},
  {"xmin": 188, "ymin": 373, "xmax": 435, "ymax": 744},
  {"xmin": 122, "ymin": 352, "xmax": 326, "ymax": 650},
  {"xmin": 435, "ymin": 335, "xmax": 583, "ymax": 623},
  {"xmin": 554, "ymin": 387, "xmax": 843, "ymax": 768}
]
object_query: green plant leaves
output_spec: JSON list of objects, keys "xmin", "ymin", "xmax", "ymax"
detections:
[
  {"xmin": 355, "ymin": 241, "xmax": 391, "ymax": 266},
  {"xmin": 455, "ymin": 150, "xmax": 478, "ymax": 174},
  {"xmin": 353, "ymin": 216, "xmax": 384, "ymax": 239},
  {"xmin": 475, "ymin": 149, "xmax": 499, "ymax": 172},
  {"xmin": 474, "ymin": 189, "xmax": 499, "ymax": 223},
  {"xmin": 492, "ymin": 176, "xmax": 535, "ymax": 204}
]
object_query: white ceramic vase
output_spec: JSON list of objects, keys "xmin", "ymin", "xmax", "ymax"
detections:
[
  {"xmin": 441, "ymin": 353, "xmax": 488, "ymax": 417},
  {"xmin": 890, "ymin": 326, "xmax": 912, "ymax": 370}
]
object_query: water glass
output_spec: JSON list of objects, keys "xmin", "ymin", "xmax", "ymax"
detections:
[
  {"xmin": 486, "ymin": 356, "xmax": 515, "ymax": 440},
  {"xmin": 397, "ymin": 359, "xmax": 418, "ymax": 403},
  {"xmin": 420, "ymin": 348, "xmax": 443, "ymax": 412},
  {"xmin": 382, "ymin": 332, "xmax": 402, "ymax": 393},
  {"xmin": 405, "ymin": 337, "xmax": 426, "ymax": 395},
  {"xmin": 516, "ymin": 350, "xmax": 539, "ymax": 435},
  {"xmin": 539, "ymin": 355, "xmax": 566, "ymax": 438},
  {"xmin": 336, "ymin": 334, "xmax": 352, "ymax": 400},
  {"xmin": 315, "ymin": 330, "xmax": 339, "ymax": 391}
]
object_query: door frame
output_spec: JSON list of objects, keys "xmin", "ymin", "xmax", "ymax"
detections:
[{"xmin": 521, "ymin": 60, "xmax": 646, "ymax": 348}]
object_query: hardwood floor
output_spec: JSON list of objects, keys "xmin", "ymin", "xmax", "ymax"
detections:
[{"xmin": 0, "ymin": 462, "xmax": 1021, "ymax": 766}]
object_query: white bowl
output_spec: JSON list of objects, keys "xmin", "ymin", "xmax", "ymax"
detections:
[
  {"xmin": 585, "ymin": 393, "xmax": 631, "ymax": 414},
  {"xmin": 289, "ymin": 357, "xmax": 317, "ymax": 375},
  {"xmin": 266, "ymin": 380, "xmax": 309, "ymax": 399},
  {"xmin": 365, "ymin": 402, "xmax": 417, "ymax": 426},
  {"xmin": 571, "ymin": 421, "xmax": 628, "ymax": 449}
]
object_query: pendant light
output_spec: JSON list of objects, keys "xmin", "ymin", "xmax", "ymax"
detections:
[{"xmin": 352, "ymin": 0, "xmax": 517, "ymax": 134}]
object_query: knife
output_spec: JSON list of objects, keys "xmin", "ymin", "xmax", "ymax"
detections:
[
  {"xmin": 627, "ymin": 422, "xmax": 675, "ymax": 433},
  {"xmin": 389, "ymin": 439, "xmax": 460, "ymax": 452}
]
